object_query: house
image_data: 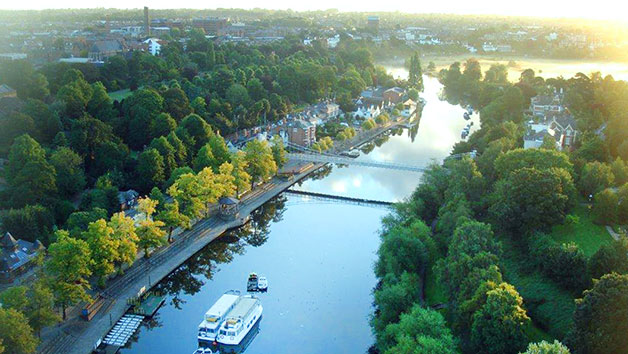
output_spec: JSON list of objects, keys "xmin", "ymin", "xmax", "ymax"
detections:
[
  {"xmin": 0, "ymin": 232, "xmax": 43, "ymax": 283},
  {"xmin": 0, "ymin": 84, "xmax": 16, "ymax": 98},
  {"xmin": 353, "ymin": 101, "xmax": 382, "ymax": 119},
  {"xmin": 327, "ymin": 35, "xmax": 340, "ymax": 48},
  {"xmin": 530, "ymin": 94, "xmax": 563, "ymax": 117},
  {"xmin": 523, "ymin": 129, "xmax": 559, "ymax": 149},
  {"xmin": 89, "ymin": 40, "xmax": 124, "ymax": 61},
  {"xmin": 118, "ymin": 189, "xmax": 139, "ymax": 211},
  {"xmin": 383, "ymin": 87, "xmax": 405, "ymax": 104},
  {"xmin": 401, "ymin": 99, "xmax": 417, "ymax": 117},
  {"xmin": 524, "ymin": 111, "xmax": 578, "ymax": 151},
  {"xmin": 360, "ymin": 87, "xmax": 386, "ymax": 105},
  {"xmin": 279, "ymin": 119, "xmax": 316, "ymax": 147}
]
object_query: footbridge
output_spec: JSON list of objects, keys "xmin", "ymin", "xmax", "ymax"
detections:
[
  {"xmin": 285, "ymin": 143, "xmax": 425, "ymax": 173},
  {"xmin": 285, "ymin": 189, "xmax": 394, "ymax": 209}
]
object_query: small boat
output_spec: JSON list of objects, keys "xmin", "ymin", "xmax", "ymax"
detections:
[
  {"xmin": 247, "ymin": 273, "xmax": 258, "ymax": 292},
  {"xmin": 340, "ymin": 150, "xmax": 360, "ymax": 158},
  {"xmin": 217, "ymin": 295, "xmax": 263, "ymax": 346},
  {"xmin": 198, "ymin": 290, "xmax": 241, "ymax": 343},
  {"xmin": 463, "ymin": 112, "xmax": 471, "ymax": 120},
  {"xmin": 257, "ymin": 277, "xmax": 268, "ymax": 292},
  {"xmin": 193, "ymin": 348, "xmax": 213, "ymax": 354}
]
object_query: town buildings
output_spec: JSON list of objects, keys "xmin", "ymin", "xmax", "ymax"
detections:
[
  {"xmin": 524, "ymin": 92, "xmax": 578, "ymax": 151},
  {"xmin": 0, "ymin": 232, "xmax": 44, "ymax": 283}
]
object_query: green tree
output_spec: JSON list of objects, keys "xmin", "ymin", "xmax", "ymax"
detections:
[
  {"xmin": 155, "ymin": 201, "xmax": 190, "ymax": 242},
  {"xmin": 123, "ymin": 88, "xmax": 164, "ymax": 149},
  {"xmin": 408, "ymin": 51, "xmax": 424, "ymax": 91},
  {"xmin": 26, "ymin": 280, "xmax": 60, "ymax": 337},
  {"xmin": 50, "ymin": 147, "xmax": 86, "ymax": 198},
  {"xmin": 22, "ymin": 99, "xmax": 61, "ymax": 144},
  {"xmin": 470, "ymin": 282, "xmax": 530, "ymax": 354},
  {"xmin": 0, "ymin": 286, "xmax": 29, "ymax": 313},
  {"xmin": 579, "ymin": 161, "xmax": 614, "ymax": 197},
  {"xmin": 46, "ymin": 230, "xmax": 92, "ymax": 319},
  {"xmin": 230, "ymin": 151, "xmax": 251, "ymax": 195},
  {"xmin": 5, "ymin": 134, "xmax": 45, "ymax": 184},
  {"xmin": 589, "ymin": 237, "xmax": 628, "ymax": 279},
  {"xmin": 136, "ymin": 219, "xmax": 166, "ymax": 258},
  {"xmin": 243, "ymin": 139, "xmax": 277, "ymax": 187},
  {"xmin": 568, "ymin": 273, "xmax": 628, "ymax": 354},
  {"xmin": 136, "ymin": 148, "xmax": 166, "ymax": 193},
  {"xmin": 381, "ymin": 305, "xmax": 458, "ymax": 354},
  {"xmin": 65, "ymin": 208, "xmax": 107, "ymax": 238},
  {"xmin": 163, "ymin": 87, "xmax": 192, "ymax": 120},
  {"xmin": 618, "ymin": 183, "xmax": 628, "ymax": 224},
  {"xmin": 108, "ymin": 212, "xmax": 138, "ymax": 272},
  {"xmin": 0, "ymin": 205, "xmax": 55, "ymax": 244},
  {"xmin": 491, "ymin": 167, "xmax": 576, "ymax": 234},
  {"xmin": 0, "ymin": 308, "xmax": 38, "ymax": 354},
  {"xmin": 149, "ymin": 136, "xmax": 177, "ymax": 178},
  {"xmin": 208, "ymin": 134, "xmax": 231, "ymax": 168},
  {"xmin": 87, "ymin": 81, "xmax": 115, "ymax": 122},
  {"xmin": 193, "ymin": 143, "xmax": 218, "ymax": 172},
  {"xmin": 592, "ymin": 188, "xmax": 618, "ymax": 224},
  {"xmin": 150, "ymin": 112, "xmax": 177, "ymax": 140},
  {"xmin": 83, "ymin": 219, "xmax": 118, "ymax": 287},
  {"xmin": 168, "ymin": 172, "xmax": 206, "ymax": 219},
  {"xmin": 611, "ymin": 158, "xmax": 628, "ymax": 187},
  {"xmin": 372, "ymin": 272, "xmax": 422, "ymax": 334},
  {"xmin": 270, "ymin": 135, "xmax": 287, "ymax": 170},
  {"xmin": 522, "ymin": 340, "xmax": 571, "ymax": 354}
]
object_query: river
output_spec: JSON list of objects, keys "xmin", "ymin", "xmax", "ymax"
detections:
[{"xmin": 119, "ymin": 73, "xmax": 477, "ymax": 354}]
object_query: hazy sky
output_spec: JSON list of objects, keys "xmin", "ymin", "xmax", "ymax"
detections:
[{"xmin": 0, "ymin": 0, "xmax": 623, "ymax": 21}]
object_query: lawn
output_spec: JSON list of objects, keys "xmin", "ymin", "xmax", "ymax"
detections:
[
  {"xmin": 108, "ymin": 88, "xmax": 134, "ymax": 101},
  {"xmin": 549, "ymin": 204, "xmax": 614, "ymax": 257}
]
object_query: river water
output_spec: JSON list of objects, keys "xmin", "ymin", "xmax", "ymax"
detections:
[{"xmin": 119, "ymin": 74, "xmax": 478, "ymax": 354}]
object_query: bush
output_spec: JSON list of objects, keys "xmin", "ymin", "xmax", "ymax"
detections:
[
  {"xmin": 592, "ymin": 188, "xmax": 618, "ymax": 225},
  {"xmin": 528, "ymin": 234, "xmax": 589, "ymax": 291}
]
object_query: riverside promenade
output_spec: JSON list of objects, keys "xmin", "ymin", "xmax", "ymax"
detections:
[{"xmin": 38, "ymin": 162, "xmax": 322, "ymax": 354}]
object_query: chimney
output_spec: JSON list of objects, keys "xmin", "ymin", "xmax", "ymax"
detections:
[{"xmin": 144, "ymin": 6, "xmax": 150, "ymax": 36}]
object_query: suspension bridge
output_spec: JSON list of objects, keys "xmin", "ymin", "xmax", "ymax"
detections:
[{"xmin": 285, "ymin": 142, "xmax": 426, "ymax": 173}]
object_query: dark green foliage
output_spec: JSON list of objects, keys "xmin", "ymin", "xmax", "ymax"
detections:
[
  {"xmin": 578, "ymin": 161, "xmax": 615, "ymax": 198},
  {"xmin": 591, "ymin": 188, "xmax": 618, "ymax": 224},
  {"xmin": 65, "ymin": 208, "xmax": 107, "ymax": 238},
  {"xmin": 568, "ymin": 273, "xmax": 628, "ymax": 354},
  {"xmin": 528, "ymin": 234, "xmax": 589, "ymax": 291},
  {"xmin": 0, "ymin": 205, "xmax": 55, "ymax": 245},
  {"xmin": 50, "ymin": 147, "xmax": 86, "ymax": 198},
  {"xmin": 588, "ymin": 237, "xmax": 628, "ymax": 279},
  {"xmin": 491, "ymin": 167, "xmax": 576, "ymax": 235},
  {"xmin": 136, "ymin": 148, "xmax": 166, "ymax": 193}
]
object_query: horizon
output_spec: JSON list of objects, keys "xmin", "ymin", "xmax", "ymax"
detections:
[{"xmin": 0, "ymin": 1, "xmax": 625, "ymax": 23}]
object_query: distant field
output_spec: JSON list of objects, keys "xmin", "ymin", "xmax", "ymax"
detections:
[
  {"xmin": 379, "ymin": 55, "xmax": 628, "ymax": 81},
  {"xmin": 549, "ymin": 204, "xmax": 614, "ymax": 257},
  {"xmin": 108, "ymin": 88, "xmax": 133, "ymax": 101}
]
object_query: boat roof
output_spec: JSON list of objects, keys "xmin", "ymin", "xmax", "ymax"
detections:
[
  {"xmin": 205, "ymin": 293, "xmax": 240, "ymax": 318},
  {"xmin": 226, "ymin": 296, "xmax": 258, "ymax": 319}
]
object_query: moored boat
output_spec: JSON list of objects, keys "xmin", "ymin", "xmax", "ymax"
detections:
[
  {"xmin": 193, "ymin": 348, "xmax": 213, "ymax": 354},
  {"xmin": 247, "ymin": 273, "xmax": 258, "ymax": 292},
  {"xmin": 198, "ymin": 290, "xmax": 241, "ymax": 343},
  {"xmin": 217, "ymin": 295, "xmax": 263, "ymax": 346},
  {"xmin": 257, "ymin": 277, "xmax": 268, "ymax": 292}
]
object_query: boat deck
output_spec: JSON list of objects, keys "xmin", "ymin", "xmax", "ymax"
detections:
[{"xmin": 228, "ymin": 297, "xmax": 258, "ymax": 319}]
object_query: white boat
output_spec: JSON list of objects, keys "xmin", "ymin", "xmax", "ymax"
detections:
[
  {"xmin": 198, "ymin": 291, "xmax": 241, "ymax": 343},
  {"xmin": 193, "ymin": 348, "xmax": 213, "ymax": 354},
  {"xmin": 257, "ymin": 277, "xmax": 268, "ymax": 292},
  {"xmin": 217, "ymin": 295, "xmax": 263, "ymax": 346}
]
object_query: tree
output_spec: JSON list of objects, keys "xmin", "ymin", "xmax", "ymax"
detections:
[
  {"xmin": 22, "ymin": 99, "xmax": 61, "ymax": 144},
  {"xmin": 163, "ymin": 87, "xmax": 192, "ymax": 120},
  {"xmin": 208, "ymin": 134, "xmax": 231, "ymax": 168},
  {"xmin": 491, "ymin": 167, "xmax": 576, "ymax": 235},
  {"xmin": 50, "ymin": 147, "xmax": 86, "ymax": 198},
  {"xmin": 155, "ymin": 201, "xmax": 190, "ymax": 242},
  {"xmin": 65, "ymin": 208, "xmax": 107, "ymax": 238},
  {"xmin": 270, "ymin": 135, "xmax": 287, "ymax": 171},
  {"xmin": 168, "ymin": 172, "xmax": 206, "ymax": 219},
  {"xmin": 611, "ymin": 158, "xmax": 628, "ymax": 187},
  {"xmin": 381, "ymin": 305, "xmax": 457, "ymax": 354},
  {"xmin": 46, "ymin": 230, "xmax": 92, "ymax": 319},
  {"xmin": 618, "ymin": 183, "xmax": 628, "ymax": 224},
  {"xmin": 193, "ymin": 143, "xmax": 218, "ymax": 172},
  {"xmin": 87, "ymin": 81, "xmax": 116, "ymax": 122},
  {"xmin": 230, "ymin": 151, "xmax": 251, "ymax": 196},
  {"xmin": 123, "ymin": 88, "xmax": 164, "ymax": 149},
  {"xmin": 136, "ymin": 219, "xmax": 166, "ymax": 257},
  {"xmin": 568, "ymin": 273, "xmax": 628, "ymax": 354},
  {"xmin": 494, "ymin": 148, "xmax": 573, "ymax": 178},
  {"xmin": 25, "ymin": 281, "xmax": 60, "ymax": 337},
  {"xmin": 408, "ymin": 51, "xmax": 424, "ymax": 91},
  {"xmin": 592, "ymin": 188, "xmax": 618, "ymax": 224},
  {"xmin": 0, "ymin": 205, "xmax": 55, "ymax": 244},
  {"xmin": 375, "ymin": 221, "xmax": 431, "ymax": 278},
  {"xmin": 136, "ymin": 148, "xmax": 166, "ymax": 193},
  {"xmin": 108, "ymin": 212, "xmax": 138, "ymax": 272},
  {"xmin": 0, "ymin": 286, "xmax": 29, "ymax": 313},
  {"xmin": 589, "ymin": 237, "xmax": 628, "ymax": 279},
  {"xmin": 579, "ymin": 161, "xmax": 614, "ymax": 197},
  {"xmin": 10, "ymin": 157, "xmax": 57, "ymax": 207},
  {"xmin": 83, "ymin": 219, "xmax": 118, "ymax": 287},
  {"xmin": 226, "ymin": 83, "xmax": 251, "ymax": 107},
  {"xmin": 150, "ymin": 112, "xmax": 177, "ymax": 140},
  {"xmin": 0, "ymin": 308, "xmax": 38, "ymax": 354},
  {"xmin": 243, "ymin": 140, "xmax": 277, "ymax": 187},
  {"xmin": 372, "ymin": 272, "xmax": 422, "ymax": 334},
  {"xmin": 149, "ymin": 136, "xmax": 177, "ymax": 178},
  {"xmin": 470, "ymin": 283, "xmax": 530, "ymax": 354},
  {"xmin": 5, "ymin": 134, "xmax": 46, "ymax": 184},
  {"xmin": 522, "ymin": 340, "xmax": 571, "ymax": 354}
]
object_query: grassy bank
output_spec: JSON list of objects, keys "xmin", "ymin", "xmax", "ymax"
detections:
[{"xmin": 549, "ymin": 204, "xmax": 614, "ymax": 257}]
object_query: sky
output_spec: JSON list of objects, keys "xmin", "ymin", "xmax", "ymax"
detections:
[{"xmin": 0, "ymin": 0, "xmax": 624, "ymax": 22}]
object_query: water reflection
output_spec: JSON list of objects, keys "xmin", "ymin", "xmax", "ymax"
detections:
[
  {"xmin": 120, "ymin": 195, "xmax": 385, "ymax": 354},
  {"xmin": 295, "ymin": 75, "xmax": 480, "ymax": 202}
]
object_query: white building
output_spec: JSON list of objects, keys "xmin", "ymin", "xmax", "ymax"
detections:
[{"xmin": 143, "ymin": 38, "xmax": 163, "ymax": 56}]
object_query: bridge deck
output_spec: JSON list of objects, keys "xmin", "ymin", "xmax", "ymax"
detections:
[
  {"xmin": 285, "ymin": 189, "xmax": 393, "ymax": 207},
  {"xmin": 286, "ymin": 152, "xmax": 425, "ymax": 172}
]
